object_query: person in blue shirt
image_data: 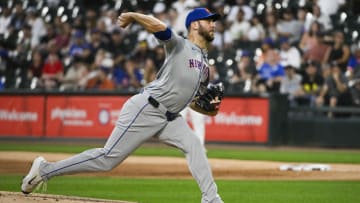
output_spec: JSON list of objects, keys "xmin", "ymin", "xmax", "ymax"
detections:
[
  {"xmin": 347, "ymin": 47, "xmax": 360, "ymax": 79},
  {"xmin": 68, "ymin": 31, "xmax": 91, "ymax": 63},
  {"xmin": 256, "ymin": 61, "xmax": 285, "ymax": 93}
]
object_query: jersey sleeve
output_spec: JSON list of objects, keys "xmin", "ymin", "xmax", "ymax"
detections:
[{"xmin": 153, "ymin": 27, "xmax": 184, "ymax": 52}]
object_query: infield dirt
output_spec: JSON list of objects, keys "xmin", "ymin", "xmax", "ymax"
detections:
[
  {"xmin": 1, "ymin": 151, "xmax": 360, "ymax": 203},
  {"xmin": 1, "ymin": 151, "xmax": 360, "ymax": 180}
]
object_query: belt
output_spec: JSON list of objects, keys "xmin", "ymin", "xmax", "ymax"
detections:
[{"xmin": 147, "ymin": 96, "xmax": 178, "ymax": 121}]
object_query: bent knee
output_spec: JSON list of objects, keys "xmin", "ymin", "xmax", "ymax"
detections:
[{"xmin": 183, "ymin": 135, "xmax": 204, "ymax": 153}]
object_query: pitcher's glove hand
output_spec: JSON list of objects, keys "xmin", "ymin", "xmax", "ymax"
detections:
[{"xmin": 194, "ymin": 83, "xmax": 224, "ymax": 112}]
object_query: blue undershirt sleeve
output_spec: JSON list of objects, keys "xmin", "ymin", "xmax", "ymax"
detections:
[{"xmin": 154, "ymin": 27, "xmax": 172, "ymax": 41}]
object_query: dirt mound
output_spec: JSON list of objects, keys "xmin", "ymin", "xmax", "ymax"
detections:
[{"xmin": 0, "ymin": 191, "xmax": 135, "ymax": 203}]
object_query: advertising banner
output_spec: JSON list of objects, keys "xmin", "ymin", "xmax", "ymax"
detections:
[
  {"xmin": 0, "ymin": 95, "xmax": 269, "ymax": 143},
  {"xmin": 46, "ymin": 96, "xmax": 129, "ymax": 138},
  {"xmin": 0, "ymin": 96, "xmax": 44, "ymax": 137},
  {"xmin": 204, "ymin": 98, "xmax": 269, "ymax": 143}
]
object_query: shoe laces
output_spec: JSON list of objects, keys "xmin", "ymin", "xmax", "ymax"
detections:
[{"xmin": 34, "ymin": 180, "xmax": 47, "ymax": 193}]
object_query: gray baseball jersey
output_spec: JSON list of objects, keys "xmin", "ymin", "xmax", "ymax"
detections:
[
  {"xmin": 37, "ymin": 30, "xmax": 223, "ymax": 203},
  {"xmin": 145, "ymin": 30, "xmax": 209, "ymax": 113}
]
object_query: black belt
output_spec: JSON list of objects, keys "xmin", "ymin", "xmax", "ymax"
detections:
[{"xmin": 148, "ymin": 96, "xmax": 178, "ymax": 121}]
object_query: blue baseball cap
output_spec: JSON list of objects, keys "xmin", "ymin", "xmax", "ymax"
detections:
[{"xmin": 185, "ymin": 8, "xmax": 220, "ymax": 28}]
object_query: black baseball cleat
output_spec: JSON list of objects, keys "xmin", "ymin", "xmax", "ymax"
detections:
[{"xmin": 21, "ymin": 156, "xmax": 46, "ymax": 194}]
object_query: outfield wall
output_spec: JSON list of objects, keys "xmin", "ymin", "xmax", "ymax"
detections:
[
  {"xmin": 1, "ymin": 91, "xmax": 359, "ymax": 147},
  {"xmin": 0, "ymin": 92, "xmax": 269, "ymax": 144}
]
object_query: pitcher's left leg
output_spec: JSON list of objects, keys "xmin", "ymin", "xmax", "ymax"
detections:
[{"xmin": 158, "ymin": 117, "xmax": 223, "ymax": 203}]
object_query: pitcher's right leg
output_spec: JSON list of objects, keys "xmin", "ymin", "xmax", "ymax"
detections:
[{"xmin": 22, "ymin": 95, "xmax": 167, "ymax": 194}]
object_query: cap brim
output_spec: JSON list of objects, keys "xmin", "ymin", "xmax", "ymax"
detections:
[{"xmin": 200, "ymin": 13, "xmax": 220, "ymax": 21}]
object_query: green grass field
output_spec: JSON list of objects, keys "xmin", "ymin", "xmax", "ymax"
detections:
[
  {"xmin": 1, "ymin": 142, "xmax": 360, "ymax": 163},
  {"xmin": 1, "ymin": 176, "xmax": 360, "ymax": 203},
  {"xmin": 1, "ymin": 142, "xmax": 360, "ymax": 203}
]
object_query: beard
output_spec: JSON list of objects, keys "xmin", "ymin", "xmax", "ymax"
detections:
[{"xmin": 198, "ymin": 22, "xmax": 214, "ymax": 42}]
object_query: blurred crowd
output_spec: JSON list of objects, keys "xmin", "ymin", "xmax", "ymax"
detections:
[{"xmin": 0, "ymin": 0, "xmax": 359, "ymax": 110}]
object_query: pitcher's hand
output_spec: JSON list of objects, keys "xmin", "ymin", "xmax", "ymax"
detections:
[{"xmin": 118, "ymin": 12, "xmax": 134, "ymax": 28}]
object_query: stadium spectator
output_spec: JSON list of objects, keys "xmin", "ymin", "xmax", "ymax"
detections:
[
  {"xmin": 298, "ymin": 61, "xmax": 324, "ymax": 106},
  {"xmin": 227, "ymin": 0, "xmax": 254, "ymax": 22},
  {"xmin": 88, "ymin": 28, "xmax": 109, "ymax": 60},
  {"xmin": 54, "ymin": 22, "xmax": 72, "ymax": 54},
  {"xmin": 0, "ymin": 0, "xmax": 358, "ymax": 99},
  {"xmin": 86, "ymin": 57, "xmax": 115, "ymax": 90},
  {"xmin": 112, "ymin": 59, "xmax": 143, "ymax": 91},
  {"xmin": 347, "ymin": 47, "xmax": 360, "ymax": 106},
  {"xmin": 212, "ymin": 20, "xmax": 232, "ymax": 51},
  {"xmin": 279, "ymin": 37, "xmax": 301, "ymax": 71},
  {"xmin": 264, "ymin": 11, "xmax": 279, "ymax": 42},
  {"xmin": 27, "ymin": 49, "xmax": 44, "ymax": 88},
  {"xmin": 228, "ymin": 8, "xmax": 250, "ymax": 42},
  {"xmin": 107, "ymin": 29, "xmax": 126, "ymax": 66},
  {"xmin": 296, "ymin": 7, "xmax": 307, "ymax": 34},
  {"xmin": 256, "ymin": 38, "xmax": 280, "ymax": 68},
  {"xmin": 171, "ymin": 0, "xmax": 198, "ymax": 35},
  {"xmin": 153, "ymin": 2, "xmax": 170, "ymax": 25},
  {"xmin": 84, "ymin": 9, "xmax": 98, "ymax": 34},
  {"xmin": 0, "ymin": 7, "xmax": 12, "ymax": 36},
  {"xmin": 68, "ymin": 31, "xmax": 91, "ymax": 63},
  {"xmin": 316, "ymin": 62, "xmax": 351, "ymax": 117},
  {"xmin": 40, "ymin": 24, "xmax": 57, "ymax": 46},
  {"xmin": 323, "ymin": 31, "xmax": 351, "ymax": 73},
  {"xmin": 299, "ymin": 21, "xmax": 323, "ymax": 53},
  {"xmin": 276, "ymin": 9, "xmax": 303, "ymax": 44},
  {"xmin": 302, "ymin": 32, "xmax": 330, "ymax": 67},
  {"xmin": 246, "ymin": 15, "xmax": 265, "ymax": 42},
  {"xmin": 228, "ymin": 51, "xmax": 256, "ymax": 93},
  {"xmin": 9, "ymin": 2, "xmax": 26, "ymax": 32},
  {"xmin": 41, "ymin": 50, "xmax": 64, "ymax": 90},
  {"xmin": 94, "ymin": 18, "xmax": 112, "ymax": 45},
  {"xmin": 280, "ymin": 65, "xmax": 303, "ymax": 106},
  {"xmin": 26, "ymin": 8, "xmax": 47, "ymax": 48},
  {"xmin": 305, "ymin": 4, "xmax": 332, "ymax": 32},
  {"xmin": 255, "ymin": 49, "xmax": 285, "ymax": 94},
  {"xmin": 16, "ymin": 24, "xmax": 32, "ymax": 61},
  {"xmin": 346, "ymin": 46, "xmax": 360, "ymax": 79},
  {"xmin": 316, "ymin": 0, "xmax": 346, "ymax": 17},
  {"xmin": 102, "ymin": 9, "xmax": 121, "ymax": 33},
  {"xmin": 60, "ymin": 57, "xmax": 89, "ymax": 91},
  {"xmin": 349, "ymin": 77, "xmax": 360, "ymax": 106}
]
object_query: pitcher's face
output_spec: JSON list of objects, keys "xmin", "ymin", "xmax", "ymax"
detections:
[{"xmin": 197, "ymin": 19, "xmax": 216, "ymax": 42}]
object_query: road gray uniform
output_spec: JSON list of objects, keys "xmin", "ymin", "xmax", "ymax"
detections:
[{"xmin": 38, "ymin": 29, "xmax": 223, "ymax": 203}]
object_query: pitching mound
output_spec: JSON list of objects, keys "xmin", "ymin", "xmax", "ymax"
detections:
[{"xmin": 0, "ymin": 191, "xmax": 135, "ymax": 203}]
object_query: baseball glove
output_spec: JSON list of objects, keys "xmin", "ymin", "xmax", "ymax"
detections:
[{"xmin": 193, "ymin": 82, "xmax": 224, "ymax": 114}]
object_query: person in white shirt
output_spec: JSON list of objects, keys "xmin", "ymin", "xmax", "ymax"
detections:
[
  {"xmin": 212, "ymin": 20, "xmax": 232, "ymax": 51},
  {"xmin": 0, "ymin": 7, "xmax": 12, "ymax": 36},
  {"xmin": 305, "ymin": 4, "xmax": 332, "ymax": 32},
  {"xmin": 316, "ymin": 0, "xmax": 345, "ymax": 17},
  {"xmin": 279, "ymin": 37, "xmax": 301, "ymax": 71},
  {"xmin": 227, "ymin": 0, "xmax": 254, "ymax": 22},
  {"xmin": 26, "ymin": 8, "xmax": 47, "ymax": 48},
  {"xmin": 229, "ymin": 8, "xmax": 250, "ymax": 42},
  {"xmin": 246, "ymin": 15, "xmax": 265, "ymax": 42}
]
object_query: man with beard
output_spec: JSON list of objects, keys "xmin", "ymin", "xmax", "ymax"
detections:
[{"xmin": 22, "ymin": 8, "xmax": 224, "ymax": 203}]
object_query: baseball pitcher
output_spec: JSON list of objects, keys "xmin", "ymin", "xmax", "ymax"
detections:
[{"xmin": 22, "ymin": 8, "xmax": 224, "ymax": 203}]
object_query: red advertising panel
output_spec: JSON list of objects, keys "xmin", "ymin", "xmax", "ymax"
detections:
[
  {"xmin": 46, "ymin": 96, "xmax": 129, "ymax": 138},
  {"xmin": 205, "ymin": 98, "xmax": 269, "ymax": 143},
  {"xmin": 0, "ymin": 96, "xmax": 44, "ymax": 137}
]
